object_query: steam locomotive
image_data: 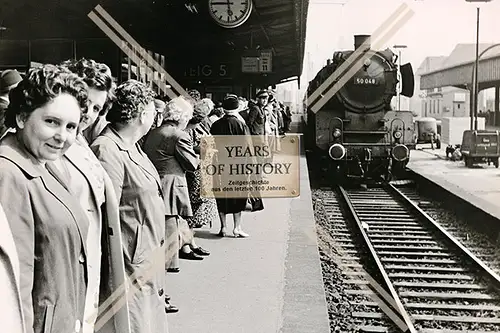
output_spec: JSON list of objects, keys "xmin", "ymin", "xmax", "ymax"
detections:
[{"xmin": 304, "ymin": 35, "xmax": 415, "ymax": 182}]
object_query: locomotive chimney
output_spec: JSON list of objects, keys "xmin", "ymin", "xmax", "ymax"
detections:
[{"xmin": 354, "ymin": 35, "xmax": 371, "ymax": 51}]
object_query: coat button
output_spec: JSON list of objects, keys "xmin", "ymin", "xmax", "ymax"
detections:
[
  {"xmin": 75, "ymin": 319, "xmax": 81, "ymax": 332},
  {"xmin": 158, "ymin": 288, "xmax": 164, "ymax": 297},
  {"xmin": 160, "ymin": 239, "xmax": 165, "ymax": 246},
  {"xmin": 78, "ymin": 253, "xmax": 85, "ymax": 264}
]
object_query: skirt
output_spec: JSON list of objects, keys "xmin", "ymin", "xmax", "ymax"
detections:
[
  {"xmin": 186, "ymin": 169, "xmax": 218, "ymax": 228},
  {"xmin": 215, "ymin": 197, "xmax": 247, "ymax": 214}
]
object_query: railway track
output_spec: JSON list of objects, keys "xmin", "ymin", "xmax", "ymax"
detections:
[
  {"xmin": 339, "ymin": 183, "xmax": 500, "ymax": 333},
  {"xmin": 318, "ymin": 189, "xmax": 404, "ymax": 333}
]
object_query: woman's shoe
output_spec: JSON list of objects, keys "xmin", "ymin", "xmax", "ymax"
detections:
[
  {"xmin": 167, "ymin": 268, "xmax": 180, "ymax": 273},
  {"xmin": 165, "ymin": 302, "xmax": 179, "ymax": 314},
  {"xmin": 191, "ymin": 246, "xmax": 210, "ymax": 256},
  {"xmin": 179, "ymin": 251, "xmax": 204, "ymax": 260},
  {"xmin": 233, "ymin": 229, "xmax": 250, "ymax": 238},
  {"xmin": 217, "ymin": 229, "xmax": 227, "ymax": 237}
]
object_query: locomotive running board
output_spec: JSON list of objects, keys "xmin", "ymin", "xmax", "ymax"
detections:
[
  {"xmin": 342, "ymin": 143, "xmax": 392, "ymax": 146},
  {"xmin": 343, "ymin": 130, "xmax": 388, "ymax": 135}
]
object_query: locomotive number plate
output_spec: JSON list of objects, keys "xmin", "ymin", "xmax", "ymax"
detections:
[{"xmin": 354, "ymin": 77, "xmax": 379, "ymax": 85}]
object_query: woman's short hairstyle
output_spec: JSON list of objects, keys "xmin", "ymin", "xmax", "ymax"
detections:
[
  {"xmin": 190, "ymin": 98, "xmax": 214, "ymax": 124},
  {"xmin": 5, "ymin": 64, "xmax": 88, "ymax": 129},
  {"xmin": 60, "ymin": 58, "xmax": 116, "ymax": 115},
  {"xmin": 188, "ymin": 89, "xmax": 201, "ymax": 101},
  {"xmin": 106, "ymin": 80, "xmax": 155, "ymax": 125},
  {"xmin": 163, "ymin": 96, "xmax": 193, "ymax": 124}
]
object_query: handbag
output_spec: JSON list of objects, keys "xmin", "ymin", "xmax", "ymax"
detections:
[{"xmin": 245, "ymin": 196, "xmax": 264, "ymax": 212}]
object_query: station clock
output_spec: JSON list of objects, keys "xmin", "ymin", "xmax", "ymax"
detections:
[{"xmin": 208, "ymin": 0, "xmax": 253, "ymax": 29}]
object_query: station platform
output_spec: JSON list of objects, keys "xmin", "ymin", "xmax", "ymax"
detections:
[
  {"xmin": 407, "ymin": 146, "xmax": 500, "ymax": 221},
  {"xmin": 166, "ymin": 149, "xmax": 330, "ymax": 332}
]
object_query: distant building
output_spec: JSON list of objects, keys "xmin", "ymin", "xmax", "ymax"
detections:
[{"xmin": 415, "ymin": 44, "xmax": 497, "ymax": 120}]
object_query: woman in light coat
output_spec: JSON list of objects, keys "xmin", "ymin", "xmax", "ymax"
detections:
[
  {"xmin": 0, "ymin": 64, "xmax": 91, "ymax": 333},
  {"xmin": 91, "ymin": 80, "xmax": 167, "ymax": 333},
  {"xmin": 0, "ymin": 203, "xmax": 25, "ymax": 333},
  {"xmin": 49, "ymin": 58, "xmax": 130, "ymax": 333}
]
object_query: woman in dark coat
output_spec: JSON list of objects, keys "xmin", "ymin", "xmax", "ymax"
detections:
[
  {"xmin": 210, "ymin": 94, "xmax": 250, "ymax": 238},
  {"xmin": 142, "ymin": 97, "xmax": 201, "ymax": 265}
]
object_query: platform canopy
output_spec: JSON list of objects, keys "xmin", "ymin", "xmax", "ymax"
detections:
[
  {"xmin": 420, "ymin": 43, "xmax": 500, "ymax": 90},
  {"xmin": 0, "ymin": 0, "xmax": 309, "ymax": 86}
]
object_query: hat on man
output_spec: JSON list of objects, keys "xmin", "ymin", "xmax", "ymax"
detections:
[
  {"xmin": 0, "ymin": 70, "xmax": 22, "ymax": 94},
  {"xmin": 222, "ymin": 94, "xmax": 240, "ymax": 112},
  {"xmin": 256, "ymin": 89, "xmax": 268, "ymax": 98}
]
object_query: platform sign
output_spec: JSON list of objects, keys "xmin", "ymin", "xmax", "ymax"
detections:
[
  {"xmin": 242, "ymin": 56, "xmax": 259, "ymax": 73},
  {"xmin": 242, "ymin": 50, "xmax": 273, "ymax": 73},
  {"xmin": 259, "ymin": 50, "xmax": 272, "ymax": 73},
  {"xmin": 199, "ymin": 135, "xmax": 300, "ymax": 198}
]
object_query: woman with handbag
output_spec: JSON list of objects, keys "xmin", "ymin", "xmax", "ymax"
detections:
[{"xmin": 210, "ymin": 94, "xmax": 251, "ymax": 238}]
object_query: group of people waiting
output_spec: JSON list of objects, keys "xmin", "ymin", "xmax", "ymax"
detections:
[{"xmin": 0, "ymin": 59, "xmax": 291, "ymax": 333}]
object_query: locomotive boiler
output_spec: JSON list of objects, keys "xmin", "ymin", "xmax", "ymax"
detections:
[{"xmin": 304, "ymin": 35, "xmax": 415, "ymax": 181}]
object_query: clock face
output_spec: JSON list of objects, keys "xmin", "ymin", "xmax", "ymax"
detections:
[{"xmin": 208, "ymin": 0, "xmax": 253, "ymax": 29}]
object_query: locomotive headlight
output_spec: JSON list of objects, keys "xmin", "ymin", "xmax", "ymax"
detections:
[
  {"xmin": 393, "ymin": 131, "xmax": 402, "ymax": 139},
  {"xmin": 333, "ymin": 128, "xmax": 342, "ymax": 138}
]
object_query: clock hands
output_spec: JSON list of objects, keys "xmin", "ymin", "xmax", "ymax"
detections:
[
  {"xmin": 226, "ymin": 0, "xmax": 233, "ymax": 21},
  {"xmin": 209, "ymin": 0, "xmax": 251, "ymax": 27}
]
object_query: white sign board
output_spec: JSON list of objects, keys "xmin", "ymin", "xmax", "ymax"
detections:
[
  {"xmin": 259, "ymin": 50, "xmax": 272, "ymax": 73},
  {"xmin": 242, "ymin": 57, "xmax": 259, "ymax": 73}
]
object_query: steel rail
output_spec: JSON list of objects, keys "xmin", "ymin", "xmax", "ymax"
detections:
[
  {"xmin": 388, "ymin": 183, "xmax": 500, "ymax": 290},
  {"xmin": 338, "ymin": 186, "xmax": 417, "ymax": 333}
]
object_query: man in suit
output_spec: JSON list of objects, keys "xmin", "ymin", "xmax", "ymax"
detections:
[
  {"xmin": 0, "ymin": 203, "xmax": 25, "ymax": 333},
  {"xmin": 0, "ymin": 69, "xmax": 22, "ymax": 138},
  {"xmin": 247, "ymin": 89, "xmax": 268, "ymax": 136}
]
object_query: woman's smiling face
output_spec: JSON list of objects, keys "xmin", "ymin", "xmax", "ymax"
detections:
[{"xmin": 17, "ymin": 93, "xmax": 81, "ymax": 163}]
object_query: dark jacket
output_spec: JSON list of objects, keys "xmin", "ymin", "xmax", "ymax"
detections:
[
  {"xmin": 247, "ymin": 102, "xmax": 266, "ymax": 135},
  {"xmin": 143, "ymin": 123, "xmax": 199, "ymax": 217}
]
